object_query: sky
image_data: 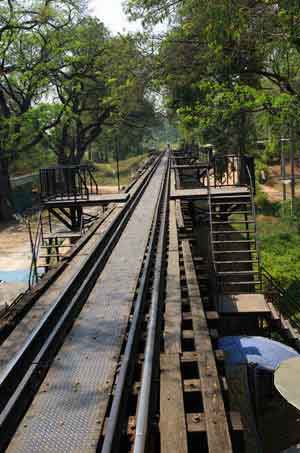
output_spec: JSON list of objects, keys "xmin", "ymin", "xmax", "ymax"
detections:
[{"xmin": 89, "ymin": 0, "xmax": 142, "ymax": 34}]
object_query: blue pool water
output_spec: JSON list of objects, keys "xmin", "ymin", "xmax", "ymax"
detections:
[{"xmin": 0, "ymin": 269, "xmax": 30, "ymax": 283}]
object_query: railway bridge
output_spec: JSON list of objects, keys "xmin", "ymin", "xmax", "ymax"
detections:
[{"xmin": 0, "ymin": 149, "xmax": 299, "ymax": 453}]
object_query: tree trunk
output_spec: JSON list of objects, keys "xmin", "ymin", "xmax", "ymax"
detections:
[{"xmin": 0, "ymin": 158, "xmax": 13, "ymax": 220}]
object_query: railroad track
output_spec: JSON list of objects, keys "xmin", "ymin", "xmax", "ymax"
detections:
[
  {"xmin": 0, "ymin": 154, "xmax": 166, "ymax": 451},
  {"xmin": 98, "ymin": 198, "xmax": 243, "ymax": 453},
  {"xmin": 101, "ymin": 151, "xmax": 169, "ymax": 453},
  {"xmin": 0, "ymin": 152, "xmax": 243, "ymax": 452},
  {"xmin": 0, "ymin": 156, "xmax": 158, "ymax": 343}
]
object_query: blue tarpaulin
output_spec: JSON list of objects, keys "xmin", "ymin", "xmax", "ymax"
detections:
[{"xmin": 218, "ymin": 336, "xmax": 300, "ymax": 371}]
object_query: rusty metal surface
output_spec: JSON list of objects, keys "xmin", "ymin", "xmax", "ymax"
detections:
[
  {"xmin": 7, "ymin": 156, "xmax": 167, "ymax": 452},
  {"xmin": 44, "ymin": 193, "xmax": 129, "ymax": 208},
  {"xmin": 0, "ymin": 207, "xmax": 122, "ymax": 369}
]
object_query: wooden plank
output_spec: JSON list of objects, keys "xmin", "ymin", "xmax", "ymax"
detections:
[
  {"xmin": 174, "ymin": 168, "xmax": 181, "ymax": 190},
  {"xmin": 170, "ymin": 169, "xmax": 176, "ymax": 196},
  {"xmin": 182, "ymin": 330, "xmax": 194, "ymax": 340},
  {"xmin": 186, "ymin": 412, "xmax": 243, "ymax": 433},
  {"xmin": 164, "ymin": 200, "xmax": 182, "ymax": 353},
  {"xmin": 175, "ymin": 199, "xmax": 185, "ymax": 229},
  {"xmin": 181, "ymin": 239, "xmax": 233, "ymax": 453},
  {"xmin": 184, "ymin": 378, "xmax": 201, "ymax": 392},
  {"xmin": 160, "ymin": 354, "xmax": 188, "ymax": 453},
  {"xmin": 181, "ymin": 350, "xmax": 225, "ymax": 363},
  {"xmin": 206, "ymin": 311, "xmax": 220, "ymax": 321},
  {"xmin": 7, "ymin": 154, "xmax": 169, "ymax": 453},
  {"xmin": 266, "ymin": 301, "xmax": 280, "ymax": 322}
]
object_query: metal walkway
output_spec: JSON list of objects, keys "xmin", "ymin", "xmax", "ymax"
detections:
[
  {"xmin": 7, "ymin": 155, "xmax": 168, "ymax": 452},
  {"xmin": 43, "ymin": 192, "xmax": 129, "ymax": 208},
  {"xmin": 4, "ymin": 148, "xmax": 300, "ymax": 453}
]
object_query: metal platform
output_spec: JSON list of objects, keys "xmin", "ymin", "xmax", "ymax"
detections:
[
  {"xmin": 0, "ymin": 207, "xmax": 123, "ymax": 371},
  {"xmin": 5, "ymin": 148, "xmax": 300, "ymax": 453},
  {"xmin": 219, "ymin": 293, "xmax": 270, "ymax": 314},
  {"xmin": 7, "ymin": 156, "xmax": 168, "ymax": 452},
  {"xmin": 172, "ymin": 164, "xmax": 209, "ymax": 169},
  {"xmin": 43, "ymin": 192, "xmax": 129, "ymax": 208},
  {"xmin": 170, "ymin": 186, "xmax": 250, "ymax": 200}
]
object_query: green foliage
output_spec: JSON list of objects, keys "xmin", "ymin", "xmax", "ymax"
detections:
[
  {"xmin": 259, "ymin": 218, "xmax": 300, "ymax": 287},
  {"xmin": 256, "ymin": 189, "xmax": 280, "ymax": 216},
  {"xmin": 125, "ymin": 0, "xmax": 300, "ymax": 305},
  {"xmin": 257, "ymin": 197, "xmax": 300, "ymax": 288},
  {"xmin": 0, "ymin": 0, "xmax": 84, "ymax": 157},
  {"xmin": 126, "ymin": 0, "xmax": 300, "ymax": 154},
  {"xmin": 0, "ymin": 1, "xmax": 160, "ymax": 181},
  {"xmin": 93, "ymin": 153, "xmax": 148, "ymax": 186},
  {"xmin": 10, "ymin": 148, "xmax": 56, "ymax": 176}
]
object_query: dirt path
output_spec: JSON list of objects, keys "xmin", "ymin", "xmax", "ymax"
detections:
[
  {"xmin": 0, "ymin": 220, "xmax": 32, "ymax": 274},
  {"xmin": 0, "ymin": 220, "xmax": 32, "ymax": 307},
  {"xmin": 260, "ymin": 183, "xmax": 283, "ymax": 202},
  {"xmin": 99, "ymin": 185, "xmax": 119, "ymax": 193}
]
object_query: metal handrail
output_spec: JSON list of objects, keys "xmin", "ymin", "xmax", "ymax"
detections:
[
  {"xmin": 0, "ymin": 152, "xmax": 164, "ymax": 451},
  {"xmin": 207, "ymin": 168, "xmax": 217, "ymax": 273},
  {"xmin": 207, "ymin": 157, "xmax": 261, "ymax": 300},
  {"xmin": 40, "ymin": 165, "xmax": 99, "ymax": 202},
  {"xmin": 261, "ymin": 265, "xmax": 300, "ymax": 331},
  {"xmin": 212, "ymin": 155, "xmax": 239, "ymax": 187},
  {"xmin": 28, "ymin": 211, "xmax": 43, "ymax": 288},
  {"xmin": 206, "ymin": 167, "xmax": 222, "ymax": 305},
  {"xmin": 77, "ymin": 171, "xmax": 89, "ymax": 200},
  {"xmin": 245, "ymin": 162, "xmax": 262, "ymax": 291},
  {"xmin": 87, "ymin": 167, "xmax": 99, "ymax": 195}
]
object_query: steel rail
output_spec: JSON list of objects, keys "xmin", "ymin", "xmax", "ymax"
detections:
[
  {"xmin": 133, "ymin": 157, "xmax": 169, "ymax": 453},
  {"xmin": 101, "ymin": 154, "xmax": 169, "ymax": 453},
  {"xmin": 0, "ymin": 154, "xmax": 163, "ymax": 451},
  {"xmin": 1, "ymin": 156, "xmax": 158, "ymax": 328}
]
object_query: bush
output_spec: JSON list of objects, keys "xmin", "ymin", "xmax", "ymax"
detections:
[
  {"xmin": 258, "ymin": 210, "xmax": 300, "ymax": 290},
  {"xmin": 255, "ymin": 186, "xmax": 281, "ymax": 215},
  {"xmin": 255, "ymin": 160, "xmax": 269, "ymax": 182}
]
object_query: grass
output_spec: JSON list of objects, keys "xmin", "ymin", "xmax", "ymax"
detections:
[
  {"xmin": 255, "ymin": 187, "xmax": 300, "ymax": 288},
  {"xmin": 10, "ymin": 152, "xmax": 56, "ymax": 176},
  {"xmin": 93, "ymin": 153, "xmax": 148, "ymax": 186},
  {"xmin": 9, "ymin": 152, "xmax": 149, "ymax": 184},
  {"xmin": 257, "ymin": 211, "xmax": 300, "ymax": 321},
  {"xmin": 258, "ymin": 218, "xmax": 300, "ymax": 284},
  {"xmin": 230, "ymin": 186, "xmax": 300, "ymax": 308}
]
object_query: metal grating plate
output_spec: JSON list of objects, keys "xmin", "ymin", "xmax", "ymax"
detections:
[{"xmin": 7, "ymin": 157, "xmax": 167, "ymax": 452}]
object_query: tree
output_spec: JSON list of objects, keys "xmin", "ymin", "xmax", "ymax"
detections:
[
  {"xmin": 47, "ymin": 25, "xmax": 159, "ymax": 164},
  {"xmin": 0, "ymin": 1, "xmax": 163, "ymax": 220},
  {"xmin": 46, "ymin": 17, "xmax": 112, "ymax": 164},
  {"xmin": 126, "ymin": 0, "xmax": 300, "ymax": 156},
  {"xmin": 0, "ymin": 0, "xmax": 83, "ymax": 218},
  {"xmin": 94, "ymin": 96, "xmax": 160, "ymax": 162}
]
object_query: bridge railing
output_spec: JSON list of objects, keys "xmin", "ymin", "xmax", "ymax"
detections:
[
  {"xmin": 261, "ymin": 266, "xmax": 300, "ymax": 332},
  {"xmin": 210, "ymin": 154, "xmax": 255, "ymax": 189},
  {"xmin": 27, "ymin": 210, "xmax": 43, "ymax": 288},
  {"xmin": 39, "ymin": 165, "xmax": 99, "ymax": 202},
  {"xmin": 173, "ymin": 150, "xmax": 256, "ymax": 191}
]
